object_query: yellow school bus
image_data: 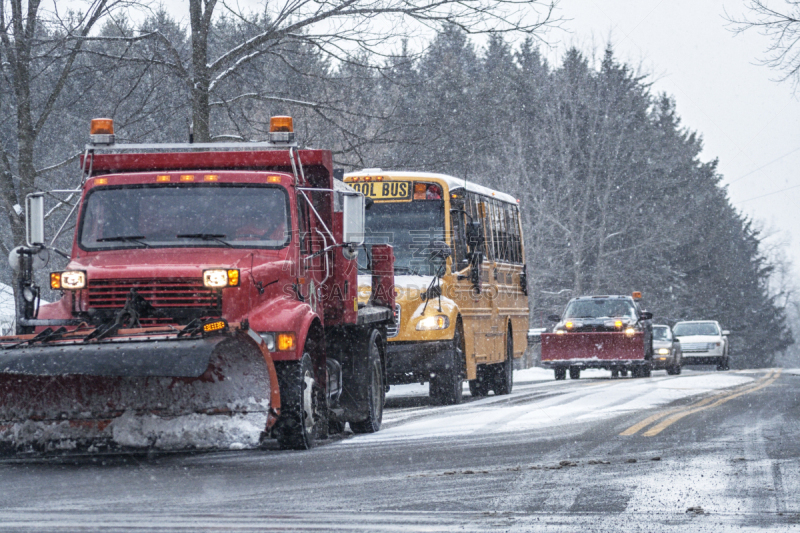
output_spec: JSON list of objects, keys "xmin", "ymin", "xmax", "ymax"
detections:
[{"xmin": 344, "ymin": 170, "xmax": 529, "ymax": 404}]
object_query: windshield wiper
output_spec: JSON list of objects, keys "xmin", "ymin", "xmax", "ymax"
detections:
[
  {"xmin": 176, "ymin": 233, "xmax": 233, "ymax": 247},
  {"xmin": 96, "ymin": 235, "xmax": 150, "ymax": 248}
]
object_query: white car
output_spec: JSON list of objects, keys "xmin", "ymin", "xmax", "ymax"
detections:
[{"xmin": 672, "ymin": 320, "xmax": 730, "ymax": 370}]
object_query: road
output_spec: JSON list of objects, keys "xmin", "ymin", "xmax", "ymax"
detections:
[{"xmin": 0, "ymin": 367, "xmax": 798, "ymax": 532}]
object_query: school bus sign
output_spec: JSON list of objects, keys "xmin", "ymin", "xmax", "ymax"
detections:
[{"xmin": 349, "ymin": 180, "xmax": 412, "ymax": 201}]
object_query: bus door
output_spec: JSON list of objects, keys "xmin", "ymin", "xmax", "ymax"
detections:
[{"xmin": 452, "ymin": 192, "xmax": 496, "ymax": 371}]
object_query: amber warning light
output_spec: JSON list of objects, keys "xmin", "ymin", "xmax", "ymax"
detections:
[
  {"xmin": 268, "ymin": 116, "xmax": 295, "ymax": 144},
  {"xmin": 90, "ymin": 118, "xmax": 115, "ymax": 145}
]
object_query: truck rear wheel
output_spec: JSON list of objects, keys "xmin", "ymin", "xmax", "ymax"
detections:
[
  {"xmin": 569, "ymin": 366, "xmax": 581, "ymax": 379},
  {"xmin": 492, "ymin": 329, "xmax": 514, "ymax": 395},
  {"xmin": 350, "ymin": 331, "xmax": 384, "ymax": 433},
  {"xmin": 554, "ymin": 367, "xmax": 566, "ymax": 380},
  {"xmin": 275, "ymin": 352, "xmax": 324, "ymax": 450},
  {"xmin": 430, "ymin": 322, "xmax": 465, "ymax": 405}
]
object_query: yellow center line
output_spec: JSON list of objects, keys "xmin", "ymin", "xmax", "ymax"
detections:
[
  {"xmin": 619, "ymin": 370, "xmax": 777, "ymax": 436},
  {"xmin": 643, "ymin": 369, "xmax": 781, "ymax": 437}
]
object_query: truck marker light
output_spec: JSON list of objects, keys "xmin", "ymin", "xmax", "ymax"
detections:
[
  {"xmin": 614, "ymin": 320, "xmax": 623, "ymax": 329},
  {"xmin": 94, "ymin": 178, "xmax": 108, "ymax": 185},
  {"xmin": 204, "ymin": 174, "xmax": 219, "ymax": 181},
  {"xmin": 267, "ymin": 175, "xmax": 282, "ymax": 183},
  {"xmin": 180, "ymin": 175, "xmax": 194, "ymax": 182},
  {"xmin": 227, "ymin": 269, "xmax": 239, "ymax": 286},
  {"xmin": 269, "ymin": 116, "xmax": 293, "ymax": 132},
  {"xmin": 156, "ymin": 175, "xmax": 171, "ymax": 182},
  {"xmin": 203, "ymin": 320, "xmax": 227, "ymax": 333},
  {"xmin": 565, "ymin": 321, "xmax": 574, "ymax": 329},
  {"xmin": 632, "ymin": 291, "xmax": 642, "ymax": 300},
  {"xmin": 90, "ymin": 118, "xmax": 114, "ymax": 135},
  {"xmin": 50, "ymin": 272, "xmax": 61, "ymax": 290},
  {"xmin": 277, "ymin": 332, "xmax": 296, "ymax": 351}
]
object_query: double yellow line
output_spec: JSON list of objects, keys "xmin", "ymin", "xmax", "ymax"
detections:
[{"xmin": 620, "ymin": 369, "xmax": 782, "ymax": 437}]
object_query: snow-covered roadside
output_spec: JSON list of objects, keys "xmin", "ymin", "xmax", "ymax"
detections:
[{"xmin": 349, "ymin": 371, "xmax": 756, "ymax": 445}]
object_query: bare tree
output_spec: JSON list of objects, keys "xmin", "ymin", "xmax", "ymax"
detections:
[
  {"xmin": 102, "ymin": 0, "xmax": 559, "ymax": 143},
  {"xmin": 0, "ymin": 0, "xmax": 126, "ymax": 252},
  {"xmin": 729, "ymin": 1, "xmax": 800, "ymax": 88}
]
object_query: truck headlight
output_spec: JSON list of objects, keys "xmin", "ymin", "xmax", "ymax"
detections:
[
  {"xmin": 203, "ymin": 268, "xmax": 239, "ymax": 288},
  {"xmin": 624, "ymin": 327, "xmax": 636, "ymax": 337},
  {"xmin": 416, "ymin": 315, "xmax": 450, "ymax": 331},
  {"xmin": 657, "ymin": 348, "xmax": 670, "ymax": 355},
  {"xmin": 259, "ymin": 333, "xmax": 276, "ymax": 351},
  {"xmin": 51, "ymin": 270, "xmax": 86, "ymax": 290}
]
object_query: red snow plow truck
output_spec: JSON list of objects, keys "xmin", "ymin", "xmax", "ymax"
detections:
[
  {"xmin": 540, "ymin": 294, "xmax": 654, "ymax": 380},
  {"xmin": 0, "ymin": 116, "xmax": 394, "ymax": 453}
]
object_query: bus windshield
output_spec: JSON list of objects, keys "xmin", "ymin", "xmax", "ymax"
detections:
[
  {"xmin": 80, "ymin": 185, "xmax": 289, "ymax": 249},
  {"xmin": 362, "ymin": 200, "xmax": 445, "ymax": 276}
]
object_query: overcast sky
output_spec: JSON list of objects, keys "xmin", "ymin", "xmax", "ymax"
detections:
[{"xmin": 547, "ymin": 0, "xmax": 800, "ymax": 277}]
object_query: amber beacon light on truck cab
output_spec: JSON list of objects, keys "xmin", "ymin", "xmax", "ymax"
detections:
[
  {"xmin": 344, "ymin": 170, "xmax": 529, "ymax": 404},
  {"xmin": 0, "ymin": 116, "xmax": 396, "ymax": 453}
]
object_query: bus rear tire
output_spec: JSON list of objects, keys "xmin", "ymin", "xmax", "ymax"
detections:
[
  {"xmin": 469, "ymin": 366, "xmax": 490, "ymax": 397},
  {"xmin": 492, "ymin": 330, "xmax": 514, "ymax": 395}
]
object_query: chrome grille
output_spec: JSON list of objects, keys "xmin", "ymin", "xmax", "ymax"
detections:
[
  {"xmin": 87, "ymin": 278, "xmax": 220, "ymax": 310},
  {"xmin": 387, "ymin": 304, "xmax": 400, "ymax": 338},
  {"xmin": 681, "ymin": 342, "xmax": 709, "ymax": 353}
]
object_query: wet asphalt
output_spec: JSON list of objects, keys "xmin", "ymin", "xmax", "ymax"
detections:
[{"xmin": 0, "ymin": 368, "xmax": 797, "ymax": 532}]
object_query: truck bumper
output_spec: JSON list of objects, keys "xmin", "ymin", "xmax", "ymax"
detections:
[{"xmin": 385, "ymin": 340, "xmax": 453, "ymax": 384}]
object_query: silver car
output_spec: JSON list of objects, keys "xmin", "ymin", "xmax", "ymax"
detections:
[
  {"xmin": 651, "ymin": 325, "xmax": 682, "ymax": 374},
  {"xmin": 672, "ymin": 320, "xmax": 730, "ymax": 370}
]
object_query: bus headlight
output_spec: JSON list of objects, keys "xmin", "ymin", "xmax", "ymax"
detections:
[{"xmin": 416, "ymin": 315, "xmax": 450, "ymax": 331}]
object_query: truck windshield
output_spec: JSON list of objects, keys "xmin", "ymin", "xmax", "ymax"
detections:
[
  {"xmin": 673, "ymin": 323, "xmax": 720, "ymax": 336},
  {"xmin": 79, "ymin": 185, "xmax": 288, "ymax": 249},
  {"xmin": 563, "ymin": 299, "xmax": 636, "ymax": 319},
  {"xmin": 362, "ymin": 200, "xmax": 445, "ymax": 276}
]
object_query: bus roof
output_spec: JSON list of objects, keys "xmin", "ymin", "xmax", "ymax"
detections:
[{"xmin": 344, "ymin": 170, "xmax": 519, "ymax": 205}]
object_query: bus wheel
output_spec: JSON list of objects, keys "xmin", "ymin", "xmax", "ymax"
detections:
[
  {"xmin": 430, "ymin": 322, "xmax": 465, "ymax": 405},
  {"xmin": 469, "ymin": 365, "xmax": 490, "ymax": 397},
  {"xmin": 493, "ymin": 329, "xmax": 514, "ymax": 395}
]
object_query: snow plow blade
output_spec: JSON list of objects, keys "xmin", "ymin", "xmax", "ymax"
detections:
[
  {"xmin": 0, "ymin": 326, "xmax": 280, "ymax": 453},
  {"xmin": 541, "ymin": 332, "xmax": 645, "ymax": 362},
  {"xmin": 0, "ymin": 337, "xmax": 224, "ymax": 378}
]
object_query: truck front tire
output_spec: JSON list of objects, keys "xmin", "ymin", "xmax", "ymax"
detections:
[{"xmin": 275, "ymin": 352, "xmax": 324, "ymax": 450}]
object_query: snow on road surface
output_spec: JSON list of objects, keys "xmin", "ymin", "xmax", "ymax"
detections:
[{"xmin": 351, "ymin": 369, "xmax": 755, "ymax": 445}]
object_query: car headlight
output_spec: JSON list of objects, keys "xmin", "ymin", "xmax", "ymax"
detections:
[
  {"xmin": 416, "ymin": 315, "xmax": 450, "ymax": 331},
  {"xmin": 50, "ymin": 270, "xmax": 86, "ymax": 290},
  {"xmin": 203, "ymin": 268, "xmax": 239, "ymax": 288},
  {"xmin": 657, "ymin": 348, "xmax": 670, "ymax": 355}
]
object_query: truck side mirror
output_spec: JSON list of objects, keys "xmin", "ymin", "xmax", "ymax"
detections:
[
  {"xmin": 341, "ymin": 192, "xmax": 364, "ymax": 245},
  {"xmin": 639, "ymin": 311, "xmax": 653, "ymax": 321},
  {"xmin": 547, "ymin": 314, "xmax": 560, "ymax": 322},
  {"xmin": 26, "ymin": 193, "xmax": 45, "ymax": 247}
]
